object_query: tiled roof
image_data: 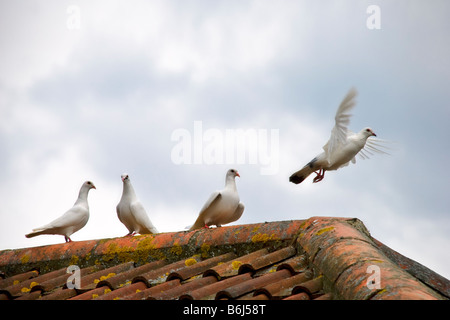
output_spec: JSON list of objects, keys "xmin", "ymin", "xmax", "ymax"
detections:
[{"xmin": 0, "ymin": 217, "xmax": 448, "ymax": 300}]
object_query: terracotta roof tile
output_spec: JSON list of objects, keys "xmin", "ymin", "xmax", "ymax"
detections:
[
  {"xmin": 203, "ymin": 248, "xmax": 269, "ymax": 279},
  {"xmin": 291, "ymin": 276, "xmax": 324, "ymax": 298},
  {"xmin": 125, "ymin": 279, "xmax": 180, "ymax": 300},
  {"xmin": 95, "ymin": 281, "xmax": 149, "ymax": 300},
  {"xmin": 296, "ymin": 217, "xmax": 448, "ymax": 300},
  {"xmin": 179, "ymin": 273, "xmax": 253, "ymax": 300},
  {"xmin": 0, "ymin": 269, "xmax": 38, "ymax": 288},
  {"xmin": 132, "ymin": 256, "xmax": 202, "ymax": 287},
  {"xmin": 217, "ymin": 269, "xmax": 292, "ymax": 300},
  {"xmin": 0, "ymin": 218, "xmax": 448, "ymax": 300},
  {"xmin": 276, "ymin": 254, "xmax": 308, "ymax": 274},
  {"xmin": 238, "ymin": 245, "xmax": 296, "ymax": 274},
  {"xmin": 1, "ymin": 266, "xmax": 68, "ymax": 298},
  {"xmin": 283, "ymin": 292, "xmax": 310, "ymax": 300},
  {"xmin": 78, "ymin": 261, "xmax": 134, "ymax": 291},
  {"xmin": 167, "ymin": 252, "xmax": 237, "ymax": 281},
  {"xmin": 148, "ymin": 275, "xmax": 218, "ymax": 300},
  {"xmin": 97, "ymin": 260, "xmax": 166, "ymax": 289},
  {"xmin": 253, "ymin": 271, "xmax": 313, "ymax": 299},
  {"xmin": 31, "ymin": 265, "xmax": 98, "ymax": 294},
  {"xmin": 38, "ymin": 287, "xmax": 78, "ymax": 300}
]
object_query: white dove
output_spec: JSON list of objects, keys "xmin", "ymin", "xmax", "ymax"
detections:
[
  {"xmin": 25, "ymin": 181, "xmax": 96, "ymax": 242},
  {"xmin": 116, "ymin": 173, "xmax": 158, "ymax": 236},
  {"xmin": 289, "ymin": 88, "xmax": 389, "ymax": 184},
  {"xmin": 189, "ymin": 169, "xmax": 245, "ymax": 231}
]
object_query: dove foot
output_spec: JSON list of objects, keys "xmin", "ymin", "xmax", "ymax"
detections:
[
  {"xmin": 126, "ymin": 231, "xmax": 137, "ymax": 237},
  {"xmin": 313, "ymin": 169, "xmax": 325, "ymax": 183}
]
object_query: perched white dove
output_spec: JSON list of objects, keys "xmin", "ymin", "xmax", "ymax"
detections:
[
  {"xmin": 289, "ymin": 88, "xmax": 389, "ymax": 184},
  {"xmin": 25, "ymin": 181, "xmax": 96, "ymax": 242},
  {"xmin": 116, "ymin": 173, "xmax": 158, "ymax": 236},
  {"xmin": 189, "ymin": 169, "xmax": 245, "ymax": 231}
]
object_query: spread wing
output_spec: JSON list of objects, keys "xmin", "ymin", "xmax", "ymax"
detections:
[
  {"xmin": 323, "ymin": 88, "xmax": 357, "ymax": 163},
  {"xmin": 358, "ymin": 137, "xmax": 392, "ymax": 160}
]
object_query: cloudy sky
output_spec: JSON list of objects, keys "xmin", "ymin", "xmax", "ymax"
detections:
[{"xmin": 1, "ymin": 1, "xmax": 449, "ymax": 279}]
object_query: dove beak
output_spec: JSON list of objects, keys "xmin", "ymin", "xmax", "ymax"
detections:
[
  {"xmin": 236, "ymin": 172, "xmax": 240, "ymax": 178},
  {"xmin": 372, "ymin": 132, "xmax": 377, "ymax": 137}
]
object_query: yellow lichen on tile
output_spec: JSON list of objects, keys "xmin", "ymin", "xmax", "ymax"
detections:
[
  {"xmin": 200, "ymin": 243, "xmax": 211, "ymax": 258},
  {"xmin": 69, "ymin": 255, "xmax": 79, "ymax": 265},
  {"xmin": 170, "ymin": 243, "xmax": 183, "ymax": 255},
  {"xmin": 21, "ymin": 281, "xmax": 39, "ymax": 293},
  {"xmin": 96, "ymin": 272, "xmax": 116, "ymax": 283},
  {"xmin": 232, "ymin": 260, "xmax": 242, "ymax": 270},
  {"xmin": 251, "ymin": 233, "xmax": 279, "ymax": 243},
  {"xmin": 185, "ymin": 258, "xmax": 197, "ymax": 266},
  {"xmin": 316, "ymin": 227, "xmax": 334, "ymax": 236},
  {"xmin": 251, "ymin": 226, "xmax": 261, "ymax": 233},
  {"xmin": 20, "ymin": 254, "xmax": 30, "ymax": 264}
]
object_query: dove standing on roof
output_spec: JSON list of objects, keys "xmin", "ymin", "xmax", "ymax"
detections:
[
  {"xmin": 116, "ymin": 173, "xmax": 158, "ymax": 236},
  {"xmin": 289, "ymin": 88, "xmax": 389, "ymax": 184},
  {"xmin": 189, "ymin": 169, "xmax": 245, "ymax": 231},
  {"xmin": 25, "ymin": 181, "xmax": 96, "ymax": 243}
]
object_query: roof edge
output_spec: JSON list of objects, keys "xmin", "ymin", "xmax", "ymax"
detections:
[
  {"xmin": 0, "ymin": 220, "xmax": 303, "ymax": 276},
  {"xmin": 296, "ymin": 216, "xmax": 446, "ymax": 300}
]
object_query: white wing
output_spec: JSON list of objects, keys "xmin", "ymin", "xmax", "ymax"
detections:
[
  {"xmin": 29, "ymin": 205, "xmax": 88, "ymax": 236},
  {"xmin": 358, "ymin": 137, "xmax": 392, "ymax": 160},
  {"xmin": 189, "ymin": 191, "xmax": 221, "ymax": 230},
  {"xmin": 323, "ymin": 88, "xmax": 357, "ymax": 163},
  {"xmin": 130, "ymin": 201, "xmax": 158, "ymax": 234},
  {"xmin": 230, "ymin": 202, "xmax": 245, "ymax": 224}
]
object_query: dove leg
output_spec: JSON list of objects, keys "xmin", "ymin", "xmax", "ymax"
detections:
[
  {"xmin": 126, "ymin": 231, "xmax": 136, "ymax": 236},
  {"xmin": 64, "ymin": 236, "xmax": 72, "ymax": 243},
  {"xmin": 313, "ymin": 169, "xmax": 325, "ymax": 183}
]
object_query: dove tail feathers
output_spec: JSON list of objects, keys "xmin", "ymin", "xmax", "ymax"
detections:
[
  {"xmin": 290, "ymin": 155, "xmax": 323, "ymax": 184},
  {"xmin": 25, "ymin": 228, "xmax": 47, "ymax": 238},
  {"xmin": 289, "ymin": 166, "xmax": 314, "ymax": 184},
  {"xmin": 290, "ymin": 156, "xmax": 321, "ymax": 184},
  {"xmin": 139, "ymin": 225, "xmax": 159, "ymax": 234},
  {"xmin": 189, "ymin": 216, "xmax": 206, "ymax": 231}
]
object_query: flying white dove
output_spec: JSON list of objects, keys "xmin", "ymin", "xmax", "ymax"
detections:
[
  {"xmin": 189, "ymin": 169, "xmax": 245, "ymax": 231},
  {"xmin": 25, "ymin": 181, "xmax": 96, "ymax": 242},
  {"xmin": 289, "ymin": 88, "xmax": 390, "ymax": 184},
  {"xmin": 116, "ymin": 173, "xmax": 158, "ymax": 236}
]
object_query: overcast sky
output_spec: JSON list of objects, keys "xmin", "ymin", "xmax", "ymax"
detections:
[{"xmin": 1, "ymin": 1, "xmax": 449, "ymax": 279}]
